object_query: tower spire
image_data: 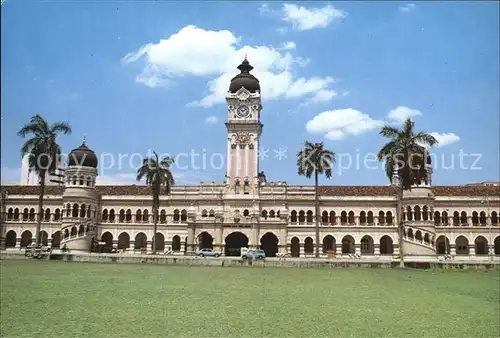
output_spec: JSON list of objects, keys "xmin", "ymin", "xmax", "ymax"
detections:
[{"xmin": 82, "ymin": 135, "xmax": 86, "ymax": 146}]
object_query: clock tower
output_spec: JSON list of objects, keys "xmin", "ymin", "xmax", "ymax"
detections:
[{"xmin": 225, "ymin": 57, "xmax": 263, "ymax": 194}]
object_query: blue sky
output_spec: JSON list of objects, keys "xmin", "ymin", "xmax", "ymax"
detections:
[{"xmin": 1, "ymin": 1, "xmax": 499, "ymax": 186}]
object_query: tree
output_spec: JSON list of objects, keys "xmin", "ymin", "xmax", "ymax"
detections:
[
  {"xmin": 297, "ymin": 141, "xmax": 335, "ymax": 258},
  {"xmin": 136, "ymin": 151, "xmax": 175, "ymax": 254},
  {"xmin": 18, "ymin": 114, "xmax": 71, "ymax": 247},
  {"xmin": 377, "ymin": 118, "xmax": 438, "ymax": 267}
]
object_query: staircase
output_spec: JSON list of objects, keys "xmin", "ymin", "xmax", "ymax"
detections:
[
  {"xmin": 60, "ymin": 221, "xmax": 97, "ymax": 252},
  {"xmin": 403, "ymin": 224, "xmax": 436, "ymax": 256}
]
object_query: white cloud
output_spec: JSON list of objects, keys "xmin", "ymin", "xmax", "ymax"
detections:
[
  {"xmin": 124, "ymin": 25, "xmax": 338, "ymax": 107},
  {"xmin": 429, "ymin": 132, "xmax": 460, "ymax": 147},
  {"xmin": 277, "ymin": 27, "xmax": 289, "ymax": 34},
  {"xmin": 1, "ymin": 167, "xmax": 21, "ymax": 184},
  {"xmin": 204, "ymin": 116, "xmax": 218, "ymax": 124},
  {"xmin": 387, "ymin": 106, "xmax": 422, "ymax": 123},
  {"xmin": 306, "ymin": 108, "xmax": 384, "ymax": 140},
  {"xmin": 399, "ymin": 4, "xmax": 416, "ymax": 12},
  {"xmin": 278, "ymin": 41, "xmax": 296, "ymax": 50},
  {"xmin": 282, "ymin": 4, "xmax": 345, "ymax": 31}
]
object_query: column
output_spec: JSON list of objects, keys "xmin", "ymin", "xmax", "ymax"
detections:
[
  {"xmin": 112, "ymin": 240, "xmax": 118, "ymax": 249},
  {"xmin": 468, "ymin": 245, "xmax": 475, "ymax": 258},
  {"xmin": 355, "ymin": 243, "xmax": 361, "ymax": 255},
  {"xmin": 393, "ymin": 245, "xmax": 400, "ymax": 256},
  {"xmin": 299, "ymin": 243, "xmax": 305, "ymax": 257},
  {"xmin": 165, "ymin": 240, "xmax": 172, "ymax": 252},
  {"xmin": 186, "ymin": 224, "xmax": 195, "ymax": 253},
  {"xmin": 147, "ymin": 240, "xmax": 152, "ymax": 254},
  {"xmin": 374, "ymin": 216, "xmax": 379, "ymax": 226},
  {"xmin": 374, "ymin": 244, "xmax": 380, "ymax": 255},
  {"xmin": 450, "ymin": 245, "xmax": 456, "ymax": 256},
  {"xmin": 355, "ymin": 216, "xmax": 360, "ymax": 226},
  {"xmin": 336, "ymin": 243, "xmax": 343, "ymax": 255},
  {"xmin": 129, "ymin": 241, "xmax": 135, "ymax": 252},
  {"xmin": 47, "ymin": 239, "xmax": 52, "ymax": 248},
  {"xmin": 180, "ymin": 241, "xmax": 186, "ymax": 253}
]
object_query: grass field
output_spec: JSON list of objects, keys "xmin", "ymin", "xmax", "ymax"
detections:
[{"xmin": 1, "ymin": 260, "xmax": 499, "ymax": 337}]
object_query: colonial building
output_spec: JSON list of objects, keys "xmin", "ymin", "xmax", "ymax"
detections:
[{"xmin": 1, "ymin": 59, "xmax": 499, "ymax": 260}]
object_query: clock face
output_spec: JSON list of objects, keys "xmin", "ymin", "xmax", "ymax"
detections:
[{"xmin": 237, "ymin": 105, "xmax": 250, "ymax": 118}]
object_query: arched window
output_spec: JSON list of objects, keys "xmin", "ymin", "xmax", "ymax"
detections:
[
  {"xmin": 340, "ymin": 211, "xmax": 347, "ymax": 225},
  {"xmin": 80, "ymin": 204, "xmax": 86, "ymax": 218},
  {"xmin": 13, "ymin": 208, "xmax": 20, "ymax": 220},
  {"xmin": 72, "ymin": 204, "xmax": 79, "ymax": 217},
  {"xmin": 126, "ymin": 209, "xmax": 132, "ymax": 222},
  {"xmin": 44, "ymin": 208, "xmax": 51, "ymax": 221},
  {"xmin": 180, "ymin": 209, "xmax": 187, "ymax": 222},
  {"xmin": 119, "ymin": 209, "xmax": 125, "ymax": 222},
  {"xmin": 359, "ymin": 211, "xmax": 366, "ymax": 224},
  {"xmin": 160, "ymin": 210, "xmax": 167, "ymax": 223},
  {"xmin": 55, "ymin": 209, "xmax": 61, "ymax": 221},
  {"xmin": 290, "ymin": 210, "xmax": 297, "ymax": 223},
  {"xmin": 329, "ymin": 211, "xmax": 336, "ymax": 224},
  {"xmin": 143, "ymin": 209, "xmax": 149, "ymax": 223},
  {"xmin": 298, "ymin": 211, "xmax": 305, "ymax": 223},
  {"xmin": 378, "ymin": 211, "xmax": 385, "ymax": 225},
  {"xmin": 348, "ymin": 211, "xmax": 355, "ymax": 224},
  {"xmin": 7, "ymin": 208, "xmax": 13, "ymax": 220},
  {"xmin": 29, "ymin": 208, "xmax": 35, "ymax": 220},
  {"xmin": 173, "ymin": 209, "xmax": 180, "ymax": 222},
  {"xmin": 109, "ymin": 209, "xmax": 115, "ymax": 222},
  {"xmin": 136, "ymin": 209, "xmax": 142, "ymax": 222},
  {"xmin": 262, "ymin": 210, "xmax": 269, "ymax": 219},
  {"xmin": 102, "ymin": 209, "xmax": 108, "ymax": 222},
  {"xmin": 367, "ymin": 211, "xmax": 374, "ymax": 224},
  {"xmin": 306, "ymin": 211, "xmax": 313, "ymax": 223},
  {"xmin": 460, "ymin": 211, "xmax": 467, "ymax": 225}
]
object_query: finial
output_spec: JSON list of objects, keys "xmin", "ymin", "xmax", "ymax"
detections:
[
  {"xmin": 82, "ymin": 135, "xmax": 86, "ymax": 145},
  {"xmin": 245, "ymin": 53, "xmax": 247, "ymax": 60}
]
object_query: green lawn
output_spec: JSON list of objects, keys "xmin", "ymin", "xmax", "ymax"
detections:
[{"xmin": 1, "ymin": 260, "xmax": 499, "ymax": 337}]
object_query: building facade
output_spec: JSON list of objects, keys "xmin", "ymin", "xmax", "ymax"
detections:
[{"xmin": 1, "ymin": 59, "xmax": 500, "ymax": 260}]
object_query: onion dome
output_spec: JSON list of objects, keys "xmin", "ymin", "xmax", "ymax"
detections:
[
  {"xmin": 229, "ymin": 57, "xmax": 260, "ymax": 93},
  {"xmin": 68, "ymin": 137, "xmax": 98, "ymax": 168}
]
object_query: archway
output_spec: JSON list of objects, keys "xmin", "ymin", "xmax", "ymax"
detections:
[
  {"xmin": 322, "ymin": 235, "xmax": 335, "ymax": 254},
  {"xmin": 360, "ymin": 235, "xmax": 374, "ymax": 254},
  {"xmin": 20, "ymin": 230, "xmax": 32, "ymax": 247},
  {"xmin": 134, "ymin": 233, "xmax": 147, "ymax": 250},
  {"xmin": 260, "ymin": 232, "xmax": 279, "ymax": 257},
  {"xmin": 118, "ymin": 232, "xmax": 130, "ymax": 249},
  {"xmin": 40, "ymin": 231, "xmax": 49, "ymax": 246},
  {"xmin": 455, "ymin": 236, "xmax": 469, "ymax": 255},
  {"xmin": 495, "ymin": 236, "xmax": 500, "ymax": 255},
  {"xmin": 474, "ymin": 236, "xmax": 488, "ymax": 255},
  {"xmin": 380, "ymin": 235, "xmax": 393, "ymax": 255},
  {"xmin": 51, "ymin": 231, "xmax": 61, "ymax": 248},
  {"xmin": 172, "ymin": 235, "xmax": 181, "ymax": 251},
  {"xmin": 341, "ymin": 235, "xmax": 355, "ymax": 254},
  {"xmin": 304, "ymin": 237, "xmax": 314, "ymax": 255},
  {"xmin": 197, "ymin": 232, "xmax": 214, "ymax": 250},
  {"xmin": 436, "ymin": 236, "xmax": 450, "ymax": 254},
  {"xmin": 154, "ymin": 233, "xmax": 165, "ymax": 252},
  {"xmin": 290, "ymin": 237, "xmax": 300, "ymax": 257},
  {"xmin": 224, "ymin": 232, "xmax": 249, "ymax": 257},
  {"xmin": 5, "ymin": 230, "xmax": 16, "ymax": 247},
  {"xmin": 101, "ymin": 232, "xmax": 113, "ymax": 248}
]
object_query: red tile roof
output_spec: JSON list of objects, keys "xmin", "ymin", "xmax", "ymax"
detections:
[{"xmin": 1, "ymin": 184, "xmax": 499, "ymax": 197}]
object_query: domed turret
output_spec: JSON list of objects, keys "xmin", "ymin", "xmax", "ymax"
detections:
[
  {"xmin": 229, "ymin": 57, "xmax": 260, "ymax": 93},
  {"xmin": 68, "ymin": 137, "xmax": 98, "ymax": 168}
]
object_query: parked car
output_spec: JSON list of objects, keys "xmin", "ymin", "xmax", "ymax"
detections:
[
  {"xmin": 196, "ymin": 248, "xmax": 222, "ymax": 257},
  {"xmin": 241, "ymin": 249, "xmax": 266, "ymax": 260}
]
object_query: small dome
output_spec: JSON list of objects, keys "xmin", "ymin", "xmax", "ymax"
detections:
[
  {"xmin": 229, "ymin": 57, "xmax": 260, "ymax": 93},
  {"xmin": 68, "ymin": 138, "xmax": 98, "ymax": 168}
]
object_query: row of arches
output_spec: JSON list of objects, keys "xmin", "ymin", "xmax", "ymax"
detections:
[
  {"xmin": 62, "ymin": 224, "xmax": 95, "ymax": 239},
  {"xmin": 66, "ymin": 175, "xmax": 95, "ymax": 187},
  {"xmin": 434, "ymin": 211, "xmax": 499, "ymax": 226},
  {"xmin": 101, "ymin": 209, "xmax": 189, "ymax": 223},
  {"xmin": 6, "ymin": 208, "xmax": 63, "ymax": 222},
  {"xmin": 436, "ymin": 235, "xmax": 500, "ymax": 255},
  {"xmin": 289, "ymin": 210, "xmax": 395, "ymax": 225},
  {"xmin": 4, "ymin": 230, "xmax": 61, "ymax": 248}
]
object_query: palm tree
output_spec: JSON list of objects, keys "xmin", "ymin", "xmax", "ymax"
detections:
[
  {"xmin": 297, "ymin": 141, "xmax": 335, "ymax": 258},
  {"xmin": 18, "ymin": 114, "xmax": 71, "ymax": 247},
  {"xmin": 377, "ymin": 118, "xmax": 438, "ymax": 267},
  {"xmin": 136, "ymin": 151, "xmax": 175, "ymax": 254}
]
